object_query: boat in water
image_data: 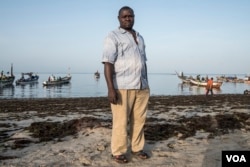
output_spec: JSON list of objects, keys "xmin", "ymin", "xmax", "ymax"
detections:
[
  {"xmin": 216, "ymin": 75, "xmax": 244, "ymax": 83},
  {"xmin": 176, "ymin": 71, "xmax": 223, "ymax": 89},
  {"xmin": 94, "ymin": 71, "xmax": 100, "ymax": 79},
  {"xmin": 15, "ymin": 72, "xmax": 39, "ymax": 85},
  {"xmin": 43, "ymin": 74, "xmax": 71, "ymax": 86},
  {"xmin": 0, "ymin": 64, "xmax": 15, "ymax": 87}
]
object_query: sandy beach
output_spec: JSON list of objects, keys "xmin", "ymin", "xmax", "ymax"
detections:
[{"xmin": 0, "ymin": 94, "xmax": 250, "ymax": 167}]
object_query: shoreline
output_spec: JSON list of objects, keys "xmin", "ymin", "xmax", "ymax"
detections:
[
  {"xmin": 0, "ymin": 94, "xmax": 250, "ymax": 166},
  {"xmin": 0, "ymin": 93, "xmax": 248, "ymax": 100}
]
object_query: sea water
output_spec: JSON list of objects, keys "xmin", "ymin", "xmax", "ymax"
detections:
[{"xmin": 0, "ymin": 73, "xmax": 249, "ymax": 99}]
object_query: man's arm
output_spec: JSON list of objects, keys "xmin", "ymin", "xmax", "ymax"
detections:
[{"xmin": 104, "ymin": 62, "xmax": 118, "ymax": 104}]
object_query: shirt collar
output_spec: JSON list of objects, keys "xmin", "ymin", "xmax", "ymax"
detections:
[{"xmin": 118, "ymin": 27, "xmax": 138, "ymax": 35}]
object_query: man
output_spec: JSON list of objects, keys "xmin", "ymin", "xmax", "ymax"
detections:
[
  {"xmin": 102, "ymin": 6, "xmax": 150, "ymax": 163},
  {"xmin": 206, "ymin": 77, "xmax": 213, "ymax": 95}
]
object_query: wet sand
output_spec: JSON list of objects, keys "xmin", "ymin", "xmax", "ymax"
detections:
[{"xmin": 0, "ymin": 94, "xmax": 250, "ymax": 166}]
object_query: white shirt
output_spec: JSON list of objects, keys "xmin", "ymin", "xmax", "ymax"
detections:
[{"xmin": 102, "ymin": 28, "xmax": 149, "ymax": 89}]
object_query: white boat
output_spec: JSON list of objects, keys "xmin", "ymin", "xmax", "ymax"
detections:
[{"xmin": 43, "ymin": 74, "xmax": 71, "ymax": 86}]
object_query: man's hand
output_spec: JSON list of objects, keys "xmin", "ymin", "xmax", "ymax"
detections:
[{"xmin": 108, "ymin": 89, "xmax": 118, "ymax": 104}]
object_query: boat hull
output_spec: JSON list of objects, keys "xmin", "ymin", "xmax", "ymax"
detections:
[
  {"xmin": 177, "ymin": 75, "xmax": 191, "ymax": 83},
  {"xmin": 16, "ymin": 76, "xmax": 39, "ymax": 85},
  {"xmin": 190, "ymin": 79, "xmax": 222, "ymax": 89},
  {"xmin": 244, "ymin": 80, "xmax": 250, "ymax": 84},
  {"xmin": 0, "ymin": 76, "xmax": 15, "ymax": 87}
]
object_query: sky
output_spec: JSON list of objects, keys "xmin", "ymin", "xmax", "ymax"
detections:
[{"xmin": 1, "ymin": 0, "xmax": 250, "ymax": 75}]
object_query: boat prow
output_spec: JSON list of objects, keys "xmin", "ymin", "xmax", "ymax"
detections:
[{"xmin": 175, "ymin": 71, "xmax": 192, "ymax": 83}]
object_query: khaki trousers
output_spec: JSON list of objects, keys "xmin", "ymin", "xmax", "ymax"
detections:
[{"xmin": 111, "ymin": 89, "xmax": 150, "ymax": 156}]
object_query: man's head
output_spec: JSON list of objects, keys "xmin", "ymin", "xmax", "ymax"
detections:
[{"xmin": 118, "ymin": 6, "xmax": 135, "ymax": 30}]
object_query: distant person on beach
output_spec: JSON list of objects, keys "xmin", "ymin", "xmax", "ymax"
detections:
[
  {"xmin": 102, "ymin": 6, "xmax": 150, "ymax": 164},
  {"xmin": 206, "ymin": 77, "xmax": 214, "ymax": 95}
]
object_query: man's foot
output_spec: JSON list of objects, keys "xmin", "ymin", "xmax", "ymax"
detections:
[
  {"xmin": 132, "ymin": 150, "xmax": 150, "ymax": 159},
  {"xmin": 112, "ymin": 154, "xmax": 128, "ymax": 163}
]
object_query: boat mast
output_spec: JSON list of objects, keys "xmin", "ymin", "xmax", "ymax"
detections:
[{"xmin": 11, "ymin": 63, "xmax": 14, "ymax": 77}]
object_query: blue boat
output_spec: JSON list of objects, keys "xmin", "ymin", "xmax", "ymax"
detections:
[{"xmin": 15, "ymin": 72, "xmax": 39, "ymax": 85}]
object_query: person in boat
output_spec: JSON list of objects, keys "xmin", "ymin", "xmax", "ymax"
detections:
[
  {"xmin": 206, "ymin": 77, "xmax": 214, "ymax": 95},
  {"xmin": 196, "ymin": 75, "xmax": 201, "ymax": 81},
  {"xmin": 0, "ymin": 71, "xmax": 6, "ymax": 79},
  {"xmin": 28, "ymin": 72, "xmax": 33, "ymax": 79},
  {"xmin": 102, "ymin": 6, "xmax": 150, "ymax": 163},
  {"xmin": 180, "ymin": 71, "xmax": 183, "ymax": 77},
  {"xmin": 49, "ymin": 75, "xmax": 55, "ymax": 81},
  {"xmin": 20, "ymin": 73, "xmax": 25, "ymax": 80}
]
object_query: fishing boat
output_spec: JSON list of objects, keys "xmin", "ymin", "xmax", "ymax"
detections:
[
  {"xmin": 15, "ymin": 72, "xmax": 39, "ymax": 85},
  {"xmin": 0, "ymin": 64, "xmax": 15, "ymax": 87},
  {"xmin": 43, "ymin": 74, "xmax": 71, "ymax": 86},
  {"xmin": 243, "ymin": 76, "xmax": 250, "ymax": 84},
  {"xmin": 216, "ymin": 75, "xmax": 244, "ymax": 83},
  {"xmin": 190, "ymin": 79, "xmax": 223, "ymax": 89},
  {"xmin": 94, "ymin": 71, "xmax": 100, "ymax": 79}
]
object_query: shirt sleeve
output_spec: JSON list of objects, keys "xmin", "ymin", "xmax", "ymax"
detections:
[{"xmin": 102, "ymin": 33, "xmax": 117, "ymax": 64}]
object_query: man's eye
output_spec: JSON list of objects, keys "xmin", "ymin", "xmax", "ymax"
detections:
[{"xmin": 122, "ymin": 15, "xmax": 134, "ymax": 19}]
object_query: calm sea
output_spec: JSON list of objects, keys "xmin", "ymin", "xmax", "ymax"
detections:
[{"xmin": 0, "ymin": 73, "xmax": 249, "ymax": 99}]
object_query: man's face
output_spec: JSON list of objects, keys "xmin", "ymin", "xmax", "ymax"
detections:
[{"xmin": 118, "ymin": 9, "xmax": 134, "ymax": 30}]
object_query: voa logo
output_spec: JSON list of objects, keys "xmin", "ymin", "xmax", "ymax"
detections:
[
  {"xmin": 222, "ymin": 151, "xmax": 250, "ymax": 167},
  {"xmin": 226, "ymin": 155, "xmax": 246, "ymax": 163}
]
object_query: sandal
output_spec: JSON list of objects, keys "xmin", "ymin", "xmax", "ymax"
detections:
[
  {"xmin": 112, "ymin": 154, "xmax": 128, "ymax": 164},
  {"xmin": 132, "ymin": 150, "xmax": 150, "ymax": 159}
]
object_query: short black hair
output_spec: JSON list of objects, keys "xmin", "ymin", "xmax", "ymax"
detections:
[{"xmin": 118, "ymin": 6, "xmax": 134, "ymax": 16}]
